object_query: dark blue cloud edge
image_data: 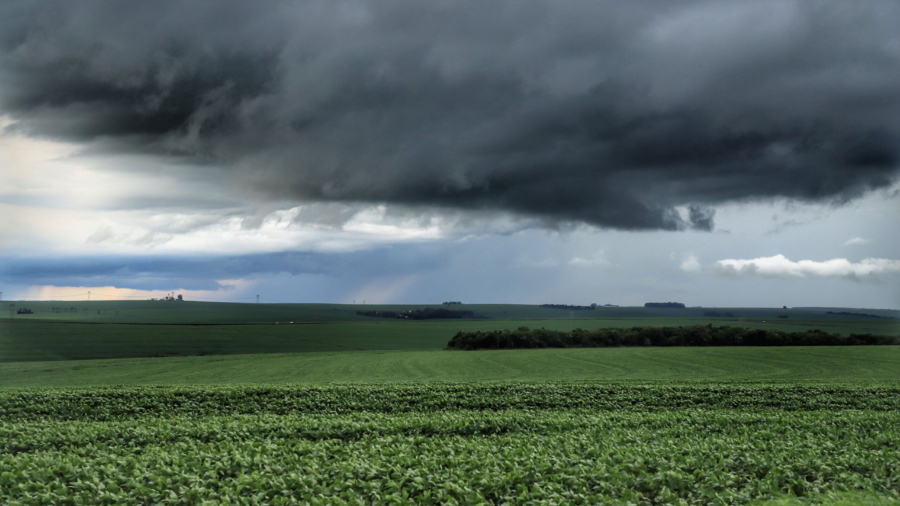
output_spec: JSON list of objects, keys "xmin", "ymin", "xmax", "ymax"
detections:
[{"xmin": 0, "ymin": 245, "xmax": 451, "ymax": 291}]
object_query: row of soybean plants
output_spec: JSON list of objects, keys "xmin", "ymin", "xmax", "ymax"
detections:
[
  {"xmin": 2, "ymin": 409, "xmax": 899, "ymax": 505},
  {"xmin": 3, "ymin": 382, "xmax": 900, "ymax": 421}
]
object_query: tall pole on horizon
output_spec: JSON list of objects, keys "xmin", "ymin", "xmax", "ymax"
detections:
[{"xmin": 257, "ymin": 295, "xmax": 260, "ymax": 304}]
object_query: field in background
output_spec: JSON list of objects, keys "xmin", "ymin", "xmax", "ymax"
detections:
[
  {"xmin": 3, "ymin": 317, "xmax": 898, "ymax": 364},
  {"xmin": 4, "ymin": 300, "xmax": 900, "ymax": 324},
  {"xmin": 2, "ymin": 301, "xmax": 897, "ymax": 365}
]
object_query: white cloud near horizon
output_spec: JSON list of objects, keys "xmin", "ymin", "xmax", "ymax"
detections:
[
  {"xmin": 706, "ymin": 254, "xmax": 900, "ymax": 279},
  {"xmin": 679, "ymin": 254, "xmax": 702, "ymax": 272},
  {"xmin": 569, "ymin": 249, "xmax": 611, "ymax": 267}
]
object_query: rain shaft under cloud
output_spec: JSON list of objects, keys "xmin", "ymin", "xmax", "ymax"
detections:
[{"xmin": 1, "ymin": 0, "xmax": 899, "ymax": 231}]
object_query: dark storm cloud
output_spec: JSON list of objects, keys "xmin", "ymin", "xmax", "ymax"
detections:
[{"xmin": 2, "ymin": 0, "xmax": 899, "ymax": 230}]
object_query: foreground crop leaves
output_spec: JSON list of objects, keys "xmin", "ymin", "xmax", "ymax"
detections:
[
  {"xmin": 0, "ymin": 383, "xmax": 898, "ymax": 505},
  {"xmin": 2, "ymin": 383, "xmax": 900, "ymax": 421}
]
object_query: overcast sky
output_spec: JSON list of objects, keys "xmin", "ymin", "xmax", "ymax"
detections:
[{"xmin": 1, "ymin": 0, "xmax": 898, "ymax": 308}]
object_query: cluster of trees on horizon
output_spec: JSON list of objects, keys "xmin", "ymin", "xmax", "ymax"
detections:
[
  {"xmin": 51, "ymin": 307, "xmax": 82, "ymax": 313},
  {"xmin": 540, "ymin": 304, "xmax": 596, "ymax": 311},
  {"xmin": 644, "ymin": 302, "xmax": 686, "ymax": 308},
  {"xmin": 826, "ymin": 311, "xmax": 898, "ymax": 320},
  {"xmin": 446, "ymin": 325, "xmax": 900, "ymax": 350}
]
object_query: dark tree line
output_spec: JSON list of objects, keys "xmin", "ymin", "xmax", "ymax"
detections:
[
  {"xmin": 446, "ymin": 325, "xmax": 900, "ymax": 350},
  {"xmin": 645, "ymin": 302, "xmax": 686, "ymax": 308},
  {"xmin": 358, "ymin": 308, "xmax": 476, "ymax": 320},
  {"xmin": 540, "ymin": 304, "xmax": 596, "ymax": 310},
  {"xmin": 826, "ymin": 311, "xmax": 898, "ymax": 320}
]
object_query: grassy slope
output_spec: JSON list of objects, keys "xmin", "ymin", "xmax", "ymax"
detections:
[{"xmin": 3, "ymin": 346, "xmax": 898, "ymax": 387}]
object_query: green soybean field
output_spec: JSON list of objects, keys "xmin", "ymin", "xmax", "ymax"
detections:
[
  {"xmin": 2, "ymin": 302, "xmax": 899, "ymax": 504},
  {"xmin": 2, "ymin": 383, "xmax": 900, "ymax": 505}
]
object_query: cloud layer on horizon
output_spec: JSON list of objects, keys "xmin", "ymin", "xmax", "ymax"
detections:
[
  {"xmin": 2, "ymin": 0, "xmax": 899, "ymax": 231},
  {"xmin": 707, "ymin": 254, "xmax": 900, "ymax": 279}
]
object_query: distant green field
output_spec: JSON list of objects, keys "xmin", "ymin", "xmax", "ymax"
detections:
[
  {"xmin": 2, "ymin": 316, "xmax": 897, "ymax": 363},
  {"xmin": 5, "ymin": 300, "xmax": 899, "ymax": 325},
  {"xmin": 3, "ymin": 346, "xmax": 898, "ymax": 387},
  {"xmin": 1, "ymin": 300, "xmax": 897, "ymax": 387}
]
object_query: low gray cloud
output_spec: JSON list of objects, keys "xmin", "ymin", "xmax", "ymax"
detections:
[
  {"xmin": 843, "ymin": 237, "xmax": 869, "ymax": 246},
  {"xmin": 85, "ymin": 225, "xmax": 113, "ymax": 244},
  {"xmin": 2, "ymin": 0, "xmax": 899, "ymax": 230}
]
